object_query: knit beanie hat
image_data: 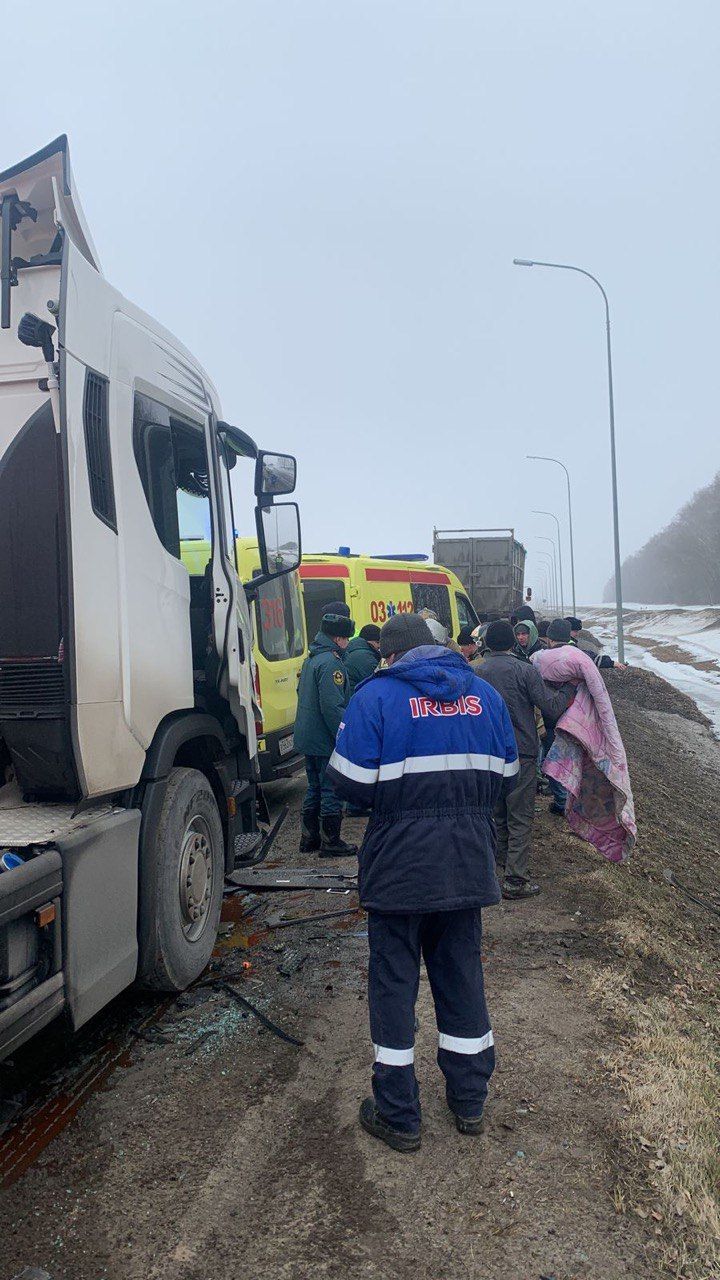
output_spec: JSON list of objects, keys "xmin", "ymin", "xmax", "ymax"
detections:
[
  {"xmin": 359, "ymin": 624, "xmax": 381, "ymax": 642},
  {"xmin": 485, "ymin": 620, "xmax": 516, "ymax": 652},
  {"xmin": 457, "ymin": 625, "xmax": 477, "ymax": 646},
  {"xmin": 565, "ymin": 616, "xmax": 583, "ymax": 632},
  {"xmin": 379, "ymin": 613, "xmax": 435, "ymax": 658},
  {"xmin": 321, "ymin": 611, "xmax": 355, "ymax": 639},
  {"xmin": 547, "ymin": 618, "xmax": 572, "ymax": 643},
  {"xmin": 515, "ymin": 605, "xmax": 537, "ymax": 624}
]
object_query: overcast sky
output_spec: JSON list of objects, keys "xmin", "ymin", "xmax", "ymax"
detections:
[{"xmin": 4, "ymin": 0, "xmax": 718, "ymax": 604}]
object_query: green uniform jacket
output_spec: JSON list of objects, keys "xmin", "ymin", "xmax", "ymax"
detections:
[
  {"xmin": 294, "ymin": 633, "xmax": 349, "ymax": 758},
  {"xmin": 344, "ymin": 637, "xmax": 379, "ymax": 695}
]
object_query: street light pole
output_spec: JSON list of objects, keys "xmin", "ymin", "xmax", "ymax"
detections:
[
  {"xmin": 533, "ymin": 509, "xmax": 565, "ymax": 615},
  {"xmin": 535, "ymin": 540, "xmax": 559, "ymax": 613},
  {"xmin": 514, "ymin": 258, "xmax": 625, "ymax": 661},
  {"xmin": 535, "ymin": 558, "xmax": 555, "ymax": 611},
  {"xmin": 528, "ymin": 455, "xmax": 576, "ymax": 615},
  {"xmin": 535, "ymin": 555, "xmax": 556, "ymax": 612}
]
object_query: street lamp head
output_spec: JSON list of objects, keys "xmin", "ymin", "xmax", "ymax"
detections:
[{"xmin": 513, "ymin": 258, "xmax": 535, "ymax": 267}]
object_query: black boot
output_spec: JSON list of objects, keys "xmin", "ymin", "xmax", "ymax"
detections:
[
  {"xmin": 502, "ymin": 876, "xmax": 540, "ymax": 900},
  {"xmin": 450, "ymin": 1102, "xmax": 485, "ymax": 1136},
  {"xmin": 359, "ymin": 1098, "xmax": 420, "ymax": 1153},
  {"xmin": 299, "ymin": 809, "xmax": 321, "ymax": 853},
  {"xmin": 319, "ymin": 813, "xmax": 358, "ymax": 858}
]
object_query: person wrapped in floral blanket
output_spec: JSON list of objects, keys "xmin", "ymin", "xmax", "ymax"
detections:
[{"xmin": 531, "ymin": 637, "xmax": 636, "ymax": 862}]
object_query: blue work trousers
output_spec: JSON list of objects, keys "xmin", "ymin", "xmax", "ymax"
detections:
[
  {"xmin": 368, "ymin": 908, "xmax": 495, "ymax": 1134},
  {"xmin": 302, "ymin": 754, "xmax": 342, "ymax": 818}
]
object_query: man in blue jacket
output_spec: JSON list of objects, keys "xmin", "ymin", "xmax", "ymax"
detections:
[
  {"xmin": 326, "ymin": 613, "xmax": 519, "ymax": 1152},
  {"xmin": 294, "ymin": 603, "xmax": 357, "ymax": 857}
]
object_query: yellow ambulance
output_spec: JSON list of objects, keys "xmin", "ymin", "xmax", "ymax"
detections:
[
  {"xmin": 180, "ymin": 537, "xmax": 307, "ymax": 781},
  {"xmin": 299, "ymin": 550, "xmax": 479, "ymax": 641}
]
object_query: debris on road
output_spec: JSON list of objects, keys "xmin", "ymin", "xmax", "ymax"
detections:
[
  {"xmin": 266, "ymin": 906, "xmax": 359, "ymax": 930},
  {"xmin": 213, "ymin": 980, "xmax": 304, "ymax": 1047},
  {"xmin": 662, "ymin": 867, "xmax": 720, "ymax": 917},
  {"xmin": 184, "ymin": 1028, "xmax": 218, "ymax": 1056},
  {"xmin": 226, "ymin": 867, "xmax": 358, "ymax": 893},
  {"xmin": 276, "ymin": 949, "xmax": 309, "ymax": 978}
]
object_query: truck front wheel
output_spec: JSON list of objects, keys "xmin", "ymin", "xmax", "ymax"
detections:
[{"xmin": 139, "ymin": 767, "xmax": 224, "ymax": 992}]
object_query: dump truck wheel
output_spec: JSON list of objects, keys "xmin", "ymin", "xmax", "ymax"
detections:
[{"xmin": 140, "ymin": 767, "xmax": 224, "ymax": 992}]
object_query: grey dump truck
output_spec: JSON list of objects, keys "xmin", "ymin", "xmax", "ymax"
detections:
[{"xmin": 432, "ymin": 528, "xmax": 526, "ymax": 620}]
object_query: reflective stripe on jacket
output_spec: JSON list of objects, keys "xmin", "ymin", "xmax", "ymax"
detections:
[{"xmin": 326, "ymin": 644, "xmax": 519, "ymax": 913}]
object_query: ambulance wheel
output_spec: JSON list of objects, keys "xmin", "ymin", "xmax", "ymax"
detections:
[{"xmin": 139, "ymin": 767, "xmax": 224, "ymax": 992}]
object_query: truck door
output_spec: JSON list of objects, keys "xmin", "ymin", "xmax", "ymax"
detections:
[
  {"xmin": 211, "ymin": 430, "xmax": 257, "ymax": 754},
  {"xmin": 59, "ymin": 193, "xmax": 253, "ymax": 789}
]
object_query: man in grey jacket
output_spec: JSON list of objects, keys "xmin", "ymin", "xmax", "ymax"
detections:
[{"xmin": 479, "ymin": 620, "xmax": 572, "ymax": 899}]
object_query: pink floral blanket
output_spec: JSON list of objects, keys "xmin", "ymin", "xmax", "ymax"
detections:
[{"xmin": 531, "ymin": 646, "xmax": 636, "ymax": 861}]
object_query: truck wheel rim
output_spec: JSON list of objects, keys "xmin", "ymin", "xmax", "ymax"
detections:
[{"xmin": 178, "ymin": 816, "xmax": 214, "ymax": 942}]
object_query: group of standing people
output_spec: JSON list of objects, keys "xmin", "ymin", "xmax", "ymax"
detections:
[
  {"xmin": 461, "ymin": 605, "xmax": 627, "ymax": 898},
  {"xmin": 292, "ymin": 599, "xmax": 626, "ymax": 1153}
]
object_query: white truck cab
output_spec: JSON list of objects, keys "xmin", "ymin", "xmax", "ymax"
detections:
[{"xmin": 0, "ymin": 137, "xmax": 301, "ymax": 1059}]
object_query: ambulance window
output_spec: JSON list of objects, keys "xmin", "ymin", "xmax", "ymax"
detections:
[
  {"xmin": 286, "ymin": 574, "xmax": 306, "ymax": 657},
  {"xmin": 302, "ymin": 579, "xmax": 346, "ymax": 641},
  {"xmin": 456, "ymin": 592, "xmax": 478, "ymax": 629},
  {"xmin": 255, "ymin": 577, "xmax": 291, "ymax": 660},
  {"xmin": 410, "ymin": 582, "xmax": 452, "ymax": 632},
  {"xmin": 254, "ymin": 573, "xmax": 304, "ymax": 661}
]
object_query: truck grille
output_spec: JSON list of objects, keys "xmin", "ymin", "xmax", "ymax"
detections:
[{"xmin": 0, "ymin": 659, "xmax": 64, "ymax": 709}]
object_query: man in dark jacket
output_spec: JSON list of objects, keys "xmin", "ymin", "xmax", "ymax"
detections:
[
  {"xmin": 345, "ymin": 624, "xmax": 381, "ymax": 694},
  {"xmin": 514, "ymin": 604, "xmax": 537, "ymax": 625},
  {"xmin": 294, "ymin": 605, "xmax": 357, "ymax": 857},
  {"xmin": 513, "ymin": 619, "xmax": 543, "ymax": 660},
  {"xmin": 480, "ymin": 620, "xmax": 572, "ymax": 898},
  {"xmin": 456, "ymin": 625, "xmax": 479, "ymax": 660},
  {"xmin": 326, "ymin": 613, "xmax": 518, "ymax": 1152},
  {"xmin": 564, "ymin": 616, "xmax": 627, "ymax": 671}
]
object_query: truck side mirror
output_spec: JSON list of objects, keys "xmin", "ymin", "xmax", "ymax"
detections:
[
  {"xmin": 256, "ymin": 502, "xmax": 301, "ymax": 579},
  {"xmin": 255, "ymin": 451, "xmax": 296, "ymax": 501}
]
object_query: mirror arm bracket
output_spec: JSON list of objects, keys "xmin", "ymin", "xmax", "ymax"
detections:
[{"xmin": 243, "ymin": 569, "xmax": 279, "ymax": 595}]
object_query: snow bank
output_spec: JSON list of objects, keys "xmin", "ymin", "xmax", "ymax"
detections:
[{"xmin": 581, "ymin": 606, "xmax": 720, "ymax": 736}]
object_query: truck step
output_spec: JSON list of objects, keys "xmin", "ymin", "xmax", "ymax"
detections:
[{"xmin": 233, "ymin": 833, "xmax": 262, "ymax": 860}]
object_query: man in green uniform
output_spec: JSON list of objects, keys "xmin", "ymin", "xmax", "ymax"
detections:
[
  {"xmin": 294, "ymin": 603, "xmax": 357, "ymax": 857},
  {"xmin": 345, "ymin": 624, "xmax": 381, "ymax": 695}
]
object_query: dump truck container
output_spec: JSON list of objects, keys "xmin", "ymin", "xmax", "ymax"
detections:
[{"xmin": 432, "ymin": 529, "xmax": 526, "ymax": 619}]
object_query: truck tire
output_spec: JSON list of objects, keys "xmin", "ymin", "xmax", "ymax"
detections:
[{"xmin": 140, "ymin": 767, "xmax": 225, "ymax": 992}]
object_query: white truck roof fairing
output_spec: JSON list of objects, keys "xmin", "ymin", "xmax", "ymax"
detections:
[
  {"xmin": 0, "ymin": 134, "xmax": 101, "ymax": 273},
  {"xmin": 0, "ymin": 136, "xmax": 225, "ymax": 416}
]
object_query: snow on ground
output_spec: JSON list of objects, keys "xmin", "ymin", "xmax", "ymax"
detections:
[{"xmin": 581, "ymin": 604, "xmax": 720, "ymax": 736}]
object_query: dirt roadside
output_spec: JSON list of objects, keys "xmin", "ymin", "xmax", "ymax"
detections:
[{"xmin": 1, "ymin": 668, "xmax": 718, "ymax": 1280}]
